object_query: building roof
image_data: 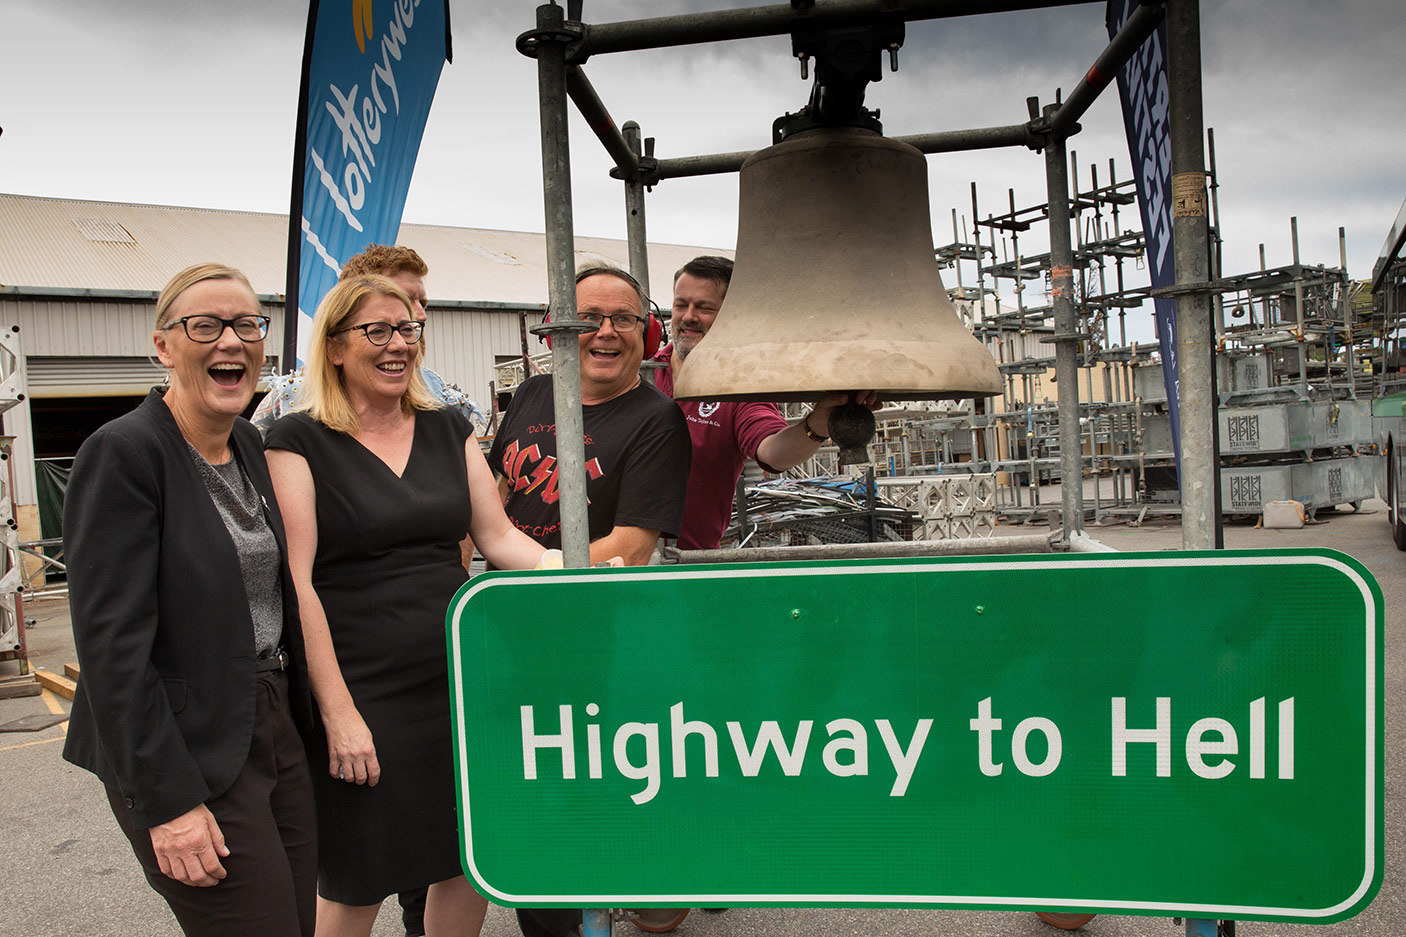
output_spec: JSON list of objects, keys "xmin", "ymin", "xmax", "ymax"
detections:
[{"xmin": 0, "ymin": 193, "xmax": 731, "ymax": 307}]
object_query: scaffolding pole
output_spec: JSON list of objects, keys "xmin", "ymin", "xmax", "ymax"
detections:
[
  {"xmin": 533, "ymin": 2, "xmax": 593, "ymax": 569},
  {"xmin": 1044, "ymin": 105, "xmax": 1084, "ymax": 539},
  {"xmin": 1167, "ymin": 0, "xmax": 1219, "ymax": 551}
]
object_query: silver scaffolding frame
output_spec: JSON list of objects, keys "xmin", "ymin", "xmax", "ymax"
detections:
[
  {"xmin": 515, "ymin": 0, "xmax": 1218, "ymax": 558},
  {"xmin": 513, "ymin": 4, "xmax": 1223, "ymax": 936}
]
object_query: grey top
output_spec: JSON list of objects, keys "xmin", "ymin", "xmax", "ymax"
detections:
[{"xmin": 186, "ymin": 442, "xmax": 284, "ymax": 658}]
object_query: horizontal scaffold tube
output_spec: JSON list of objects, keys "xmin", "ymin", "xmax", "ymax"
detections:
[
  {"xmin": 664, "ymin": 532, "xmax": 1056, "ymax": 564},
  {"xmin": 575, "ymin": 0, "xmax": 1092, "ymax": 58}
]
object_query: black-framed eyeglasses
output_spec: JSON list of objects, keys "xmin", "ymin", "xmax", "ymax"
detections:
[
  {"xmin": 162, "ymin": 314, "xmax": 270, "ymax": 343},
  {"xmin": 332, "ymin": 321, "xmax": 425, "ymax": 346},
  {"xmin": 578, "ymin": 312, "xmax": 645, "ymax": 331}
]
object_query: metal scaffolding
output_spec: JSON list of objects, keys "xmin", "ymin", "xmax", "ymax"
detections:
[
  {"xmin": 867, "ymin": 149, "xmax": 1383, "ymax": 527},
  {"xmin": 514, "ymin": 0, "xmax": 1181, "ymax": 553},
  {"xmin": 0, "ymin": 325, "xmax": 31, "ymax": 680}
]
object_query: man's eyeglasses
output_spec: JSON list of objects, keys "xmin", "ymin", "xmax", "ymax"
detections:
[
  {"xmin": 162, "ymin": 315, "xmax": 271, "ymax": 343},
  {"xmin": 332, "ymin": 321, "xmax": 425, "ymax": 346},
  {"xmin": 578, "ymin": 312, "xmax": 644, "ymax": 331}
]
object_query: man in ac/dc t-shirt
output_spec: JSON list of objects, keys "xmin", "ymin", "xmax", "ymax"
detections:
[
  {"xmin": 488, "ymin": 265, "xmax": 690, "ymax": 566},
  {"xmin": 488, "ymin": 264, "xmax": 690, "ymax": 937},
  {"xmin": 655, "ymin": 255, "xmax": 877, "ymax": 551}
]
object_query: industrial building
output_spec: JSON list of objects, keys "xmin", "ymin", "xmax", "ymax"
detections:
[{"xmin": 0, "ymin": 192, "xmax": 725, "ymax": 546}]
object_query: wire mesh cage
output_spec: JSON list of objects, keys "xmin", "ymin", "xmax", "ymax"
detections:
[{"xmin": 721, "ymin": 477, "xmax": 920, "ymax": 549}]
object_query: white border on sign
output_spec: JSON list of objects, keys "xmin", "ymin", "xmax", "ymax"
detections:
[{"xmin": 446, "ymin": 553, "xmax": 1378, "ymax": 919}]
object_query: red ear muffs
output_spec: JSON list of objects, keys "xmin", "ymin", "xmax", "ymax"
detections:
[
  {"xmin": 643, "ymin": 310, "xmax": 663, "ymax": 358},
  {"xmin": 541, "ymin": 305, "xmax": 663, "ymax": 358}
]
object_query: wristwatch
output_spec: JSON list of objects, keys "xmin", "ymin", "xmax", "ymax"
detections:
[{"xmin": 802, "ymin": 410, "xmax": 828, "ymax": 443}]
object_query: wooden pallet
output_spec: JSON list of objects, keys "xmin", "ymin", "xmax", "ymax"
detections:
[
  {"xmin": 0, "ymin": 673, "xmax": 41, "ymax": 699},
  {"xmin": 35, "ymin": 668, "xmax": 76, "ymax": 701}
]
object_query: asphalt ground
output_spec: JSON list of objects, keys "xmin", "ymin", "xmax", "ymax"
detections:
[{"xmin": 2, "ymin": 501, "xmax": 1401, "ymax": 937}]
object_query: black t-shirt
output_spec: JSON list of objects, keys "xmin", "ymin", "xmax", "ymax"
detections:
[{"xmin": 486, "ymin": 374, "xmax": 691, "ymax": 549}]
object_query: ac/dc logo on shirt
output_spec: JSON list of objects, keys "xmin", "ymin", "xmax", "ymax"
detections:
[{"xmin": 498, "ymin": 438, "xmax": 604, "ymax": 505}]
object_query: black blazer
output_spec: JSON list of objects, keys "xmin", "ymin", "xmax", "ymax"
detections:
[{"xmin": 62, "ymin": 389, "xmax": 312, "ymax": 830}]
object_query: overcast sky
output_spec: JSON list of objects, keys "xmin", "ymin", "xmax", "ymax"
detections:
[{"xmin": 4, "ymin": 0, "xmax": 1401, "ymax": 342}]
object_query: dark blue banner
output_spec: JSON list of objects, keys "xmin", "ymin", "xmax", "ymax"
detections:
[
  {"xmin": 285, "ymin": 0, "xmax": 451, "ymax": 366},
  {"xmin": 1107, "ymin": 0, "xmax": 1178, "ymax": 470}
]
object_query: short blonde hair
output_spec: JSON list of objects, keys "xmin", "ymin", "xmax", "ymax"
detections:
[
  {"xmin": 301, "ymin": 275, "xmax": 441, "ymax": 434},
  {"xmin": 154, "ymin": 263, "xmax": 258, "ymax": 331}
]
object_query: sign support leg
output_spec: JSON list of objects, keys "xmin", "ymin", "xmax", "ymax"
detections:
[{"xmin": 582, "ymin": 907, "xmax": 612, "ymax": 937}]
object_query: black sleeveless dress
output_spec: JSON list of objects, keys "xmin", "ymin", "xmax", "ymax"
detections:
[{"xmin": 265, "ymin": 407, "xmax": 473, "ymax": 904}]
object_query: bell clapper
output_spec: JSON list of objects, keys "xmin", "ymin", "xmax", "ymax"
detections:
[{"xmin": 829, "ymin": 396, "xmax": 877, "ymax": 466}]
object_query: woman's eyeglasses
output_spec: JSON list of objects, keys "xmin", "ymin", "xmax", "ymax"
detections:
[
  {"xmin": 162, "ymin": 315, "xmax": 270, "ymax": 343},
  {"xmin": 332, "ymin": 321, "xmax": 425, "ymax": 346}
]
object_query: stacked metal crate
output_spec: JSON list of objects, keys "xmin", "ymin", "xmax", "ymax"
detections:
[{"xmin": 917, "ymin": 474, "xmax": 998, "ymax": 540}]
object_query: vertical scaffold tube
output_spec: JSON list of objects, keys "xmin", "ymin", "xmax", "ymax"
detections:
[
  {"xmin": 534, "ymin": 3, "xmax": 592, "ymax": 569},
  {"xmin": 582, "ymin": 908, "xmax": 612, "ymax": 937},
  {"xmin": 623, "ymin": 122, "xmax": 651, "ymax": 299},
  {"xmin": 1167, "ymin": 0, "xmax": 1220, "ymax": 550},
  {"xmin": 1045, "ymin": 107, "xmax": 1083, "ymax": 540}
]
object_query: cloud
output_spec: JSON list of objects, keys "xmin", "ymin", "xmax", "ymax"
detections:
[
  {"xmin": 12, "ymin": 0, "xmax": 304, "ymax": 40},
  {"xmin": 6, "ymin": 0, "xmax": 1401, "ymax": 315}
]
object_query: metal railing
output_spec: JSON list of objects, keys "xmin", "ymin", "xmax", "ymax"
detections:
[{"xmin": 19, "ymin": 538, "xmax": 66, "ymax": 599}]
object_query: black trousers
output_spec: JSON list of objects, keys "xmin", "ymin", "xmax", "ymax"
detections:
[
  {"xmin": 107, "ymin": 670, "xmax": 318, "ymax": 937},
  {"xmin": 517, "ymin": 907, "xmax": 582, "ymax": 937},
  {"xmin": 399, "ymin": 886, "xmax": 428, "ymax": 936}
]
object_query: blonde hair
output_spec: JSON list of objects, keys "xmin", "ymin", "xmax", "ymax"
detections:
[
  {"xmin": 154, "ymin": 263, "xmax": 258, "ymax": 330},
  {"xmin": 301, "ymin": 275, "xmax": 441, "ymax": 434}
]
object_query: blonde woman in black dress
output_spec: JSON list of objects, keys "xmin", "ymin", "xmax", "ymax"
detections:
[{"xmin": 266, "ymin": 275, "xmax": 551, "ymax": 937}]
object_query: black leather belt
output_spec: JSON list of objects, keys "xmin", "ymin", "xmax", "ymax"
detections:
[{"xmin": 255, "ymin": 648, "xmax": 290, "ymax": 672}]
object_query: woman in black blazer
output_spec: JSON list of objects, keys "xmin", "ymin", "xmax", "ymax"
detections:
[{"xmin": 63, "ymin": 263, "xmax": 317, "ymax": 937}]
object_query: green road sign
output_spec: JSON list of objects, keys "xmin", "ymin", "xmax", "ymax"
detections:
[{"xmin": 447, "ymin": 549, "xmax": 1382, "ymax": 922}]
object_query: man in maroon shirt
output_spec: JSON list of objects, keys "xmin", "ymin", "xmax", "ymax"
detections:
[{"xmin": 652, "ymin": 255, "xmax": 877, "ymax": 550}]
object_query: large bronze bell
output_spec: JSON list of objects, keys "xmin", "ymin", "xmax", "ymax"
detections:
[{"xmin": 672, "ymin": 126, "xmax": 1002, "ymax": 404}]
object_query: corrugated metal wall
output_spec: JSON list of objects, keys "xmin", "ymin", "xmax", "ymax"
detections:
[
  {"xmin": 421, "ymin": 307, "xmax": 535, "ymax": 406},
  {"xmin": 27, "ymin": 356, "xmax": 168, "ymax": 395},
  {"xmin": 11, "ymin": 297, "xmax": 156, "ymax": 357},
  {"xmin": 0, "ymin": 297, "xmax": 536, "ymax": 506},
  {"xmin": 8, "ymin": 295, "xmax": 290, "ymax": 358},
  {"xmin": 6, "ymin": 295, "xmax": 531, "ymax": 402},
  {"xmin": 25, "ymin": 357, "xmax": 278, "ymax": 396}
]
